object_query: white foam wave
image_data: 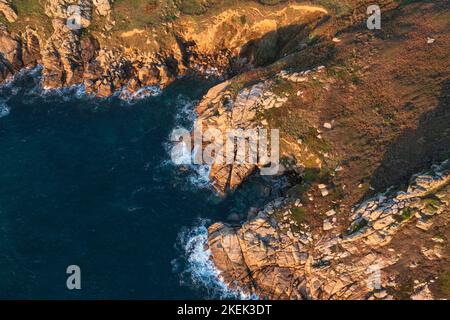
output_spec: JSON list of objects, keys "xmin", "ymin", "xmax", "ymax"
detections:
[
  {"xmin": 117, "ymin": 85, "xmax": 161, "ymax": 104},
  {"xmin": 0, "ymin": 65, "xmax": 42, "ymax": 90},
  {"xmin": 188, "ymin": 164, "xmax": 211, "ymax": 188},
  {"xmin": 174, "ymin": 220, "xmax": 258, "ymax": 300},
  {"xmin": 0, "ymin": 65, "xmax": 92, "ymax": 102},
  {"xmin": 174, "ymin": 95, "xmax": 197, "ymax": 129},
  {"xmin": 164, "ymin": 95, "xmax": 213, "ymax": 189},
  {"xmin": 0, "ymin": 64, "xmax": 163, "ymax": 104},
  {"xmin": 0, "ymin": 101, "xmax": 10, "ymax": 118},
  {"xmin": 41, "ymin": 83, "xmax": 88, "ymax": 99}
]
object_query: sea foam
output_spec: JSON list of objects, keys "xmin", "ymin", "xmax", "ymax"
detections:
[
  {"xmin": 0, "ymin": 64, "xmax": 162, "ymax": 105},
  {"xmin": 174, "ymin": 219, "xmax": 258, "ymax": 300},
  {"xmin": 0, "ymin": 101, "xmax": 10, "ymax": 118},
  {"xmin": 118, "ymin": 85, "xmax": 161, "ymax": 104},
  {"xmin": 165, "ymin": 95, "xmax": 213, "ymax": 189}
]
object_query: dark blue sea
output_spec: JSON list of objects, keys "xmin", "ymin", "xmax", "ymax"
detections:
[{"xmin": 0, "ymin": 68, "xmax": 282, "ymax": 299}]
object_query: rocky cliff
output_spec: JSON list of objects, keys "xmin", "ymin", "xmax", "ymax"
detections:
[
  {"xmin": 196, "ymin": 0, "xmax": 449, "ymax": 300},
  {"xmin": 192, "ymin": 65, "xmax": 329, "ymax": 195},
  {"xmin": 0, "ymin": 0, "xmax": 17, "ymax": 23},
  {"xmin": 0, "ymin": 0, "xmax": 346, "ymax": 97},
  {"xmin": 208, "ymin": 160, "xmax": 449, "ymax": 299}
]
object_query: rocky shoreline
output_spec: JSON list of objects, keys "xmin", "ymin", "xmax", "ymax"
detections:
[
  {"xmin": 208, "ymin": 160, "xmax": 449, "ymax": 300},
  {"xmin": 0, "ymin": 0, "xmax": 343, "ymax": 97}
]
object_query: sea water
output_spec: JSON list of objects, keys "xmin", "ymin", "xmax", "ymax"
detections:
[{"xmin": 0, "ymin": 70, "xmax": 280, "ymax": 299}]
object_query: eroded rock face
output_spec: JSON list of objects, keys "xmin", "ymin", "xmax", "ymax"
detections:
[
  {"xmin": 0, "ymin": 0, "xmax": 335, "ymax": 97},
  {"xmin": 41, "ymin": 19, "xmax": 84, "ymax": 88},
  {"xmin": 20, "ymin": 28, "xmax": 42, "ymax": 67},
  {"xmin": 0, "ymin": 26, "xmax": 41, "ymax": 81},
  {"xmin": 0, "ymin": 0, "xmax": 168, "ymax": 94},
  {"xmin": 92, "ymin": 0, "xmax": 112, "ymax": 17},
  {"xmin": 0, "ymin": 27, "xmax": 21, "ymax": 76},
  {"xmin": 208, "ymin": 160, "xmax": 449, "ymax": 299},
  {"xmin": 0, "ymin": 0, "xmax": 168, "ymax": 93},
  {"xmin": 177, "ymin": 4, "xmax": 329, "ymax": 73},
  {"xmin": 0, "ymin": 0, "xmax": 17, "ymax": 22},
  {"xmin": 45, "ymin": 0, "xmax": 93, "ymax": 28},
  {"xmin": 193, "ymin": 79, "xmax": 283, "ymax": 195}
]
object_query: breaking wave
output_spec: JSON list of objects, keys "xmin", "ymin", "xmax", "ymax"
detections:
[
  {"xmin": 0, "ymin": 65, "xmax": 92, "ymax": 104},
  {"xmin": 0, "ymin": 65, "xmax": 42, "ymax": 91},
  {"xmin": 174, "ymin": 94, "xmax": 198, "ymax": 129},
  {"xmin": 188, "ymin": 164, "xmax": 211, "ymax": 188},
  {"xmin": 0, "ymin": 101, "xmax": 10, "ymax": 119},
  {"xmin": 173, "ymin": 219, "xmax": 258, "ymax": 300},
  {"xmin": 164, "ymin": 95, "xmax": 212, "ymax": 189},
  {"xmin": 117, "ymin": 85, "xmax": 161, "ymax": 104},
  {"xmin": 0, "ymin": 64, "xmax": 161, "ymax": 107}
]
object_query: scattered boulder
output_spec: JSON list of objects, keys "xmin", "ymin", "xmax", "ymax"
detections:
[
  {"xmin": 318, "ymin": 184, "xmax": 329, "ymax": 197},
  {"xmin": 323, "ymin": 219, "xmax": 334, "ymax": 231},
  {"xmin": 411, "ymin": 284, "xmax": 434, "ymax": 300},
  {"xmin": 93, "ymin": 0, "xmax": 112, "ymax": 16}
]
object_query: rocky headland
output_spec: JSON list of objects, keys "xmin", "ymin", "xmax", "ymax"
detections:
[
  {"xmin": 1, "ymin": 0, "xmax": 449, "ymax": 299},
  {"xmin": 208, "ymin": 160, "xmax": 449, "ymax": 299}
]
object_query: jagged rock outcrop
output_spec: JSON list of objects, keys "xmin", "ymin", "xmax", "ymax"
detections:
[
  {"xmin": 192, "ymin": 65, "xmax": 328, "ymax": 195},
  {"xmin": 40, "ymin": 1, "xmax": 114, "ymax": 89},
  {"xmin": 0, "ymin": 0, "xmax": 17, "ymax": 23},
  {"xmin": 0, "ymin": 1, "xmax": 335, "ymax": 96},
  {"xmin": 177, "ymin": 4, "xmax": 329, "ymax": 74},
  {"xmin": 0, "ymin": 0, "xmax": 156, "ymax": 93},
  {"xmin": 41, "ymin": 19, "xmax": 84, "ymax": 88},
  {"xmin": 44, "ymin": 0, "xmax": 93, "ymax": 28},
  {"xmin": 0, "ymin": 25, "xmax": 41, "ymax": 81},
  {"xmin": 208, "ymin": 160, "xmax": 449, "ymax": 299},
  {"xmin": 193, "ymin": 80, "xmax": 273, "ymax": 194},
  {"xmin": 20, "ymin": 28, "xmax": 41, "ymax": 67},
  {"xmin": 92, "ymin": 0, "xmax": 112, "ymax": 17},
  {"xmin": 0, "ymin": 26, "xmax": 21, "ymax": 79}
]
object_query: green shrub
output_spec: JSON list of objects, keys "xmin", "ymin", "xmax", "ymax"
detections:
[
  {"xmin": 393, "ymin": 207, "xmax": 413, "ymax": 223},
  {"xmin": 291, "ymin": 207, "xmax": 306, "ymax": 224},
  {"xmin": 347, "ymin": 218, "xmax": 368, "ymax": 235},
  {"xmin": 179, "ymin": 0, "xmax": 208, "ymax": 15}
]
